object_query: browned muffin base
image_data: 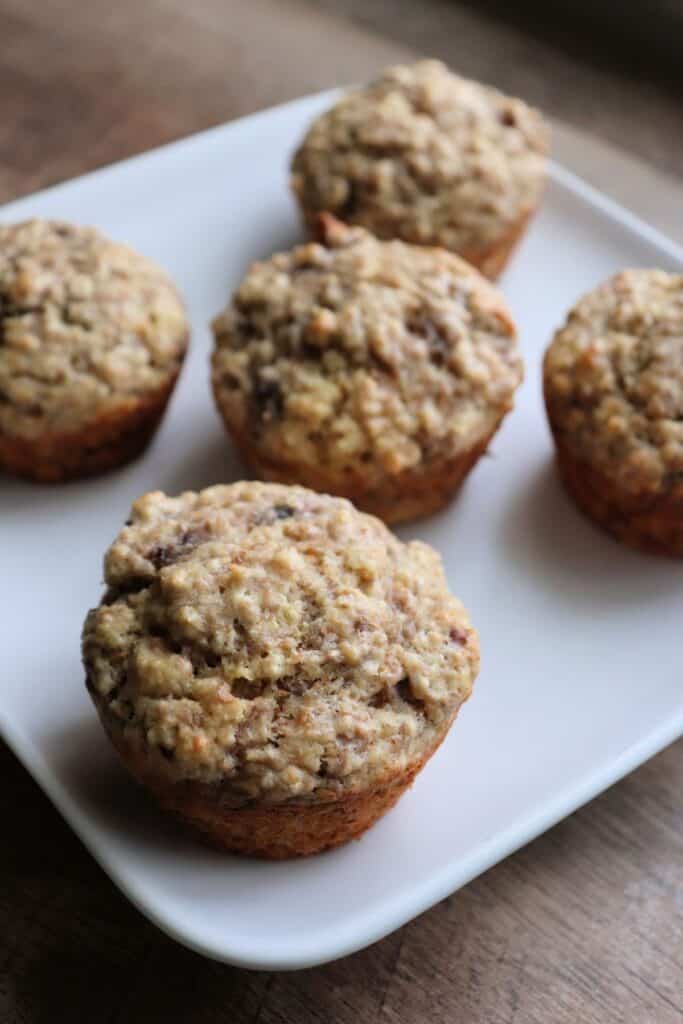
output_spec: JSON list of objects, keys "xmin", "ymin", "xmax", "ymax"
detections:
[
  {"xmin": 304, "ymin": 207, "xmax": 535, "ymax": 281},
  {"xmin": 97, "ymin": 709, "xmax": 453, "ymax": 858},
  {"xmin": 222, "ymin": 422, "xmax": 502, "ymax": 525},
  {"xmin": 552, "ymin": 436, "xmax": 683, "ymax": 557},
  {"xmin": 0, "ymin": 365, "xmax": 184, "ymax": 484},
  {"xmin": 459, "ymin": 208, "xmax": 535, "ymax": 280}
]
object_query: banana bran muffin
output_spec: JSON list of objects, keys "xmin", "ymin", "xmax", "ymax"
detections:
[
  {"xmin": 82, "ymin": 481, "xmax": 479, "ymax": 858},
  {"xmin": 291, "ymin": 60, "xmax": 548, "ymax": 278},
  {"xmin": 544, "ymin": 270, "xmax": 683, "ymax": 555},
  {"xmin": 211, "ymin": 216, "xmax": 522, "ymax": 524},
  {"xmin": 0, "ymin": 219, "xmax": 188, "ymax": 482}
]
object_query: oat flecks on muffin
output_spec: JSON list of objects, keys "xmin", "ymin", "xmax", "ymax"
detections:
[
  {"xmin": 211, "ymin": 218, "xmax": 522, "ymax": 520},
  {"xmin": 83, "ymin": 482, "xmax": 479, "ymax": 804},
  {"xmin": 544, "ymin": 270, "xmax": 683, "ymax": 493},
  {"xmin": 0, "ymin": 219, "xmax": 188, "ymax": 441},
  {"xmin": 291, "ymin": 60, "xmax": 548, "ymax": 267},
  {"xmin": 544, "ymin": 269, "xmax": 683, "ymax": 555}
]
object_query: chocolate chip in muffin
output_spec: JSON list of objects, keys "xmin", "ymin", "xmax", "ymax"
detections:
[
  {"xmin": 449, "ymin": 627, "xmax": 468, "ymax": 645},
  {"xmin": 147, "ymin": 527, "xmax": 205, "ymax": 569},
  {"xmin": 273, "ymin": 503, "xmax": 295, "ymax": 519},
  {"xmin": 395, "ymin": 676, "xmax": 424, "ymax": 710},
  {"xmin": 253, "ymin": 378, "xmax": 284, "ymax": 421},
  {"xmin": 339, "ymin": 181, "xmax": 360, "ymax": 219},
  {"xmin": 407, "ymin": 312, "xmax": 450, "ymax": 367}
]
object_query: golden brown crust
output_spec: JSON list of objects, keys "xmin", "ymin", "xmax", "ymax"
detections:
[
  {"xmin": 291, "ymin": 60, "xmax": 548, "ymax": 273},
  {"xmin": 551, "ymin": 432, "xmax": 683, "ymax": 556},
  {"xmin": 458, "ymin": 208, "xmax": 535, "ymax": 280},
  {"xmin": 0, "ymin": 219, "xmax": 189, "ymax": 441},
  {"xmin": 543, "ymin": 270, "xmax": 683, "ymax": 556},
  {"xmin": 225, "ymin": 420, "xmax": 502, "ymax": 524},
  {"xmin": 97, "ymin": 702, "xmax": 454, "ymax": 858},
  {"xmin": 211, "ymin": 218, "xmax": 521, "ymax": 523},
  {"xmin": 0, "ymin": 362, "xmax": 184, "ymax": 482},
  {"xmin": 304, "ymin": 207, "xmax": 535, "ymax": 281},
  {"xmin": 83, "ymin": 482, "xmax": 479, "ymax": 855},
  {"xmin": 543, "ymin": 270, "xmax": 683, "ymax": 489},
  {"xmin": 83, "ymin": 482, "xmax": 478, "ymax": 795}
]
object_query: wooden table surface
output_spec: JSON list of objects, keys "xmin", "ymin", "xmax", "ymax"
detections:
[{"xmin": 1, "ymin": 2, "xmax": 682, "ymax": 1021}]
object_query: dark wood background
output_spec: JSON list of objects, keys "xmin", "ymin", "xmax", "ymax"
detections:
[{"xmin": 1, "ymin": 2, "xmax": 682, "ymax": 1021}]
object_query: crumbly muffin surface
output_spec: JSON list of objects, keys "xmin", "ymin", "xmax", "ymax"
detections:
[
  {"xmin": 83, "ymin": 482, "xmax": 478, "ymax": 802},
  {"xmin": 544, "ymin": 270, "xmax": 683, "ymax": 491},
  {"xmin": 291, "ymin": 60, "xmax": 548, "ymax": 254},
  {"xmin": 0, "ymin": 219, "xmax": 187, "ymax": 439},
  {"xmin": 212, "ymin": 219, "xmax": 521, "ymax": 481}
]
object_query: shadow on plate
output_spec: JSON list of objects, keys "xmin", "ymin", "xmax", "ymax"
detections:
[
  {"xmin": 0, "ymin": 465, "xmax": 127, "ymax": 517},
  {"xmin": 211, "ymin": 201, "xmax": 305, "ymax": 281},
  {"xmin": 40, "ymin": 711, "xmax": 373, "ymax": 878},
  {"xmin": 0, "ymin": 432, "xmax": 242, "ymax": 515},
  {"xmin": 237, "ymin": 224, "xmax": 306, "ymax": 268},
  {"xmin": 501, "ymin": 456, "xmax": 681, "ymax": 607},
  {"xmin": 40, "ymin": 712, "xmax": 200, "ymax": 857},
  {"xmin": 157, "ymin": 429, "xmax": 249, "ymax": 495}
]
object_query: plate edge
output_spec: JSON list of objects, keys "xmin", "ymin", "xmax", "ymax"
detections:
[
  {"xmin": 2, "ymin": 705, "xmax": 682, "ymax": 970},
  {"xmin": 2, "ymin": 88, "xmax": 683, "ymax": 969},
  {"xmin": 0, "ymin": 88, "xmax": 682, "ymax": 269}
]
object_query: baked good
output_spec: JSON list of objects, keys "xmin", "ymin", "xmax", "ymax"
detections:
[
  {"xmin": 0, "ymin": 219, "xmax": 188, "ymax": 482},
  {"xmin": 82, "ymin": 481, "xmax": 480, "ymax": 858},
  {"xmin": 211, "ymin": 216, "xmax": 522, "ymax": 524},
  {"xmin": 291, "ymin": 60, "xmax": 548, "ymax": 278},
  {"xmin": 544, "ymin": 269, "xmax": 683, "ymax": 555}
]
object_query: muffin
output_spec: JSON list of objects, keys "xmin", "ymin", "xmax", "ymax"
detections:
[
  {"xmin": 211, "ymin": 216, "xmax": 522, "ymax": 524},
  {"xmin": 82, "ymin": 481, "xmax": 479, "ymax": 859},
  {"xmin": 0, "ymin": 219, "xmax": 188, "ymax": 482},
  {"xmin": 544, "ymin": 270, "xmax": 683, "ymax": 555},
  {"xmin": 291, "ymin": 60, "xmax": 548, "ymax": 278}
]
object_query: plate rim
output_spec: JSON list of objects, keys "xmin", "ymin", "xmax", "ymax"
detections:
[
  {"xmin": 0, "ymin": 87, "xmax": 682, "ymax": 268},
  {"xmin": 1, "ymin": 89, "xmax": 682, "ymax": 971},
  {"xmin": 3, "ymin": 707, "xmax": 683, "ymax": 971}
]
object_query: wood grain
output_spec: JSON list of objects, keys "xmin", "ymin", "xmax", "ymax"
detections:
[{"xmin": 1, "ymin": 2, "xmax": 682, "ymax": 1021}]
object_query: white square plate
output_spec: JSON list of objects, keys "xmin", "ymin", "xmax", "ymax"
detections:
[{"xmin": 2, "ymin": 91, "xmax": 682, "ymax": 971}]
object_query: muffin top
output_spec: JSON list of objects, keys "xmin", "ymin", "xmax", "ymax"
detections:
[
  {"xmin": 82, "ymin": 482, "xmax": 478, "ymax": 802},
  {"xmin": 212, "ymin": 217, "xmax": 521, "ymax": 482},
  {"xmin": 544, "ymin": 270, "xmax": 683, "ymax": 492},
  {"xmin": 0, "ymin": 219, "xmax": 188, "ymax": 440},
  {"xmin": 291, "ymin": 60, "xmax": 548, "ymax": 256}
]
